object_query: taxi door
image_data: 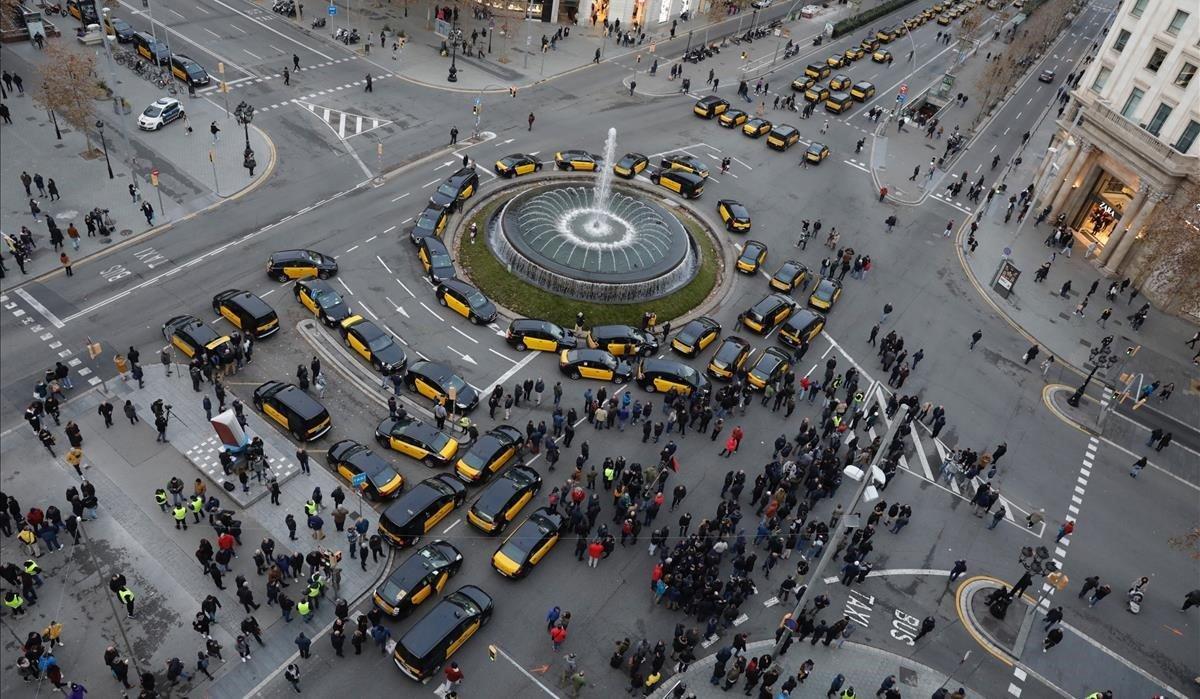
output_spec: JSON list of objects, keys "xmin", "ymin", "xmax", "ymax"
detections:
[
  {"xmin": 425, "ymin": 500, "xmax": 456, "ymax": 532},
  {"xmin": 393, "ymin": 435, "xmax": 426, "ymax": 460},
  {"xmin": 171, "ymin": 62, "xmax": 188, "ymax": 83},
  {"xmin": 408, "ymin": 581, "xmax": 434, "ymax": 606},
  {"xmin": 170, "ymin": 333, "xmax": 196, "ymax": 357},
  {"xmin": 516, "ymin": 161, "xmax": 536, "ymax": 176},
  {"xmin": 298, "ymin": 288, "xmax": 320, "ymax": 314},
  {"xmin": 443, "ymin": 290, "xmax": 471, "ymax": 318},
  {"xmin": 346, "ymin": 330, "xmax": 372, "ymax": 361},
  {"xmin": 578, "ymin": 360, "xmax": 612, "ymax": 381},
  {"xmin": 446, "ymin": 619, "xmax": 481, "ymax": 656},
  {"xmin": 524, "ymin": 332, "xmax": 556, "ymax": 352},
  {"xmin": 218, "ymin": 304, "xmax": 245, "ymax": 329},
  {"xmin": 658, "ymin": 175, "xmax": 682, "ymax": 194},
  {"xmin": 505, "ymin": 492, "xmax": 533, "ymax": 523},
  {"xmin": 284, "ymin": 263, "xmax": 317, "ymax": 279},
  {"xmin": 262, "ymin": 401, "xmax": 291, "ymax": 429},
  {"xmin": 418, "ymin": 247, "xmax": 432, "ymax": 272},
  {"xmin": 460, "ymin": 182, "xmax": 475, "ymax": 200},
  {"xmin": 529, "ymin": 534, "xmax": 558, "ymax": 564},
  {"xmin": 414, "ymin": 376, "xmax": 444, "ymax": 402},
  {"xmin": 653, "ymin": 376, "xmax": 686, "ymax": 394},
  {"xmin": 337, "ymin": 463, "xmax": 359, "ymax": 484}
]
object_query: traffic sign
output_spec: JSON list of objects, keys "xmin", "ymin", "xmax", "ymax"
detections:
[
  {"xmin": 328, "ymin": 4, "xmax": 336, "ymax": 15},
  {"xmin": 351, "ymin": 473, "xmax": 367, "ymax": 487}
]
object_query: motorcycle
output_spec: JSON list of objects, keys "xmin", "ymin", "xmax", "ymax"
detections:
[
  {"xmin": 813, "ymin": 35, "xmax": 823, "ymax": 46},
  {"xmin": 311, "ymin": 16, "xmax": 326, "ymax": 28},
  {"xmin": 334, "ymin": 27, "xmax": 360, "ymax": 44},
  {"xmin": 1127, "ymin": 589, "xmax": 1143, "ymax": 614}
]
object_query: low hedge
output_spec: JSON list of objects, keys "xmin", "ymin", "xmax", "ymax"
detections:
[
  {"xmin": 457, "ymin": 198, "xmax": 720, "ymax": 328},
  {"xmin": 831, "ymin": 0, "xmax": 920, "ymax": 38}
]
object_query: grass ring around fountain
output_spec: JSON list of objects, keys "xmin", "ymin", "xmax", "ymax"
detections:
[{"xmin": 452, "ymin": 175, "xmax": 726, "ymax": 328}]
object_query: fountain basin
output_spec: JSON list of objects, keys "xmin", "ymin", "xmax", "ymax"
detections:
[{"xmin": 491, "ymin": 182, "xmax": 698, "ymax": 303}]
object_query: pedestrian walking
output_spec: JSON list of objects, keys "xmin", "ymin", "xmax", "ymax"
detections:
[
  {"xmin": 528, "ymin": 112, "xmax": 536, "ymax": 131},
  {"xmin": 969, "ymin": 329, "xmax": 982, "ymax": 350},
  {"xmin": 1042, "ymin": 627, "xmax": 1064, "ymax": 652},
  {"xmin": 285, "ymin": 663, "xmax": 301, "ymax": 692}
]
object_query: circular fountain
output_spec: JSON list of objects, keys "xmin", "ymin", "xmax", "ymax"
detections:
[{"xmin": 489, "ymin": 129, "xmax": 700, "ymax": 303}]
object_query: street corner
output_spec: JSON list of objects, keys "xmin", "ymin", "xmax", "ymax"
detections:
[
  {"xmin": 1040, "ymin": 383, "xmax": 1101, "ymax": 435},
  {"xmin": 954, "ymin": 575, "xmax": 1048, "ymax": 666}
]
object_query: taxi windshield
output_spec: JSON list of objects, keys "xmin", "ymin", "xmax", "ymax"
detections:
[
  {"xmin": 435, "ymin": 183, "xmax": 459, "ymax": 198},
  {"xmin": 368, "ymin": 466, "xmax": 401, "ymax": 487},
  {"xmin": 367, "ymin": 334, "xmax": 394, "ymax": 352},
  {"xmin": 314, "ymin": 290, "xmax": 341, "ymax": 309},
  {"xmin": 464, "ymin": 289, "xmax": 488, "ymax": 307},
  {"xmin": 429, "ymin": 249, "xmax": 453, "ymax": 267}
]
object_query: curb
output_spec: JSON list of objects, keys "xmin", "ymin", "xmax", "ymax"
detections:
[
  {"xmin": 447, "ymin": 169, "xmax": 734, "ymax": 327},
  {"xmin": 2, "ymin": 122, "xmax": 279, "ymax": 294}
]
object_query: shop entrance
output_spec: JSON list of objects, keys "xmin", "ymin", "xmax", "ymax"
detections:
[{"xmin": 1071, "ymin": 170, "xmax": 1134, "ymax": 247}]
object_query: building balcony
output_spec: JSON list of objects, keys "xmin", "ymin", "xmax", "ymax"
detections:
[{"xmin": 1081, "ymin": 98, "xmax": 1197, "ymax": 179}]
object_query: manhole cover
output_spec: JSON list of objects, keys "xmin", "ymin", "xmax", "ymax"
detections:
[
  {"xmin": 898, "ymin": 666, "xmax": 919, "ymax": 687},
  {"xmin": 119, "ymin": 229, "xmax": 134, "ymax": 236},
  {"xmin": 99, "ymin": 237, "xmax": 113, "ymax": 244}
]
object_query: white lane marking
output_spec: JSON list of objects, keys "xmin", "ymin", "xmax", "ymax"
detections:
[
  {"xmin": 358, "ymin": 301, "xmax": 379, "ymax": 320},
  {"xmin": 337, "ymin": 278, "xmax": 355, "ymax": 296},
  {"xmin": 206, "ymin": 0, "xmax": 333, "ymax": 60},
  {"xmin": 232, "ymin": 23, "xmax": 248, "ymax": 34},
  {"xmin": 377, "ymin": 256, "xmax": 393, "ymax": 274},
  {"xmin": 489, "ymin": 645, "xmax": 559, "ymax": 698},
  {"xmin": 821, "ymin": 568, "xmax": 951, "ymax": 584},
  {"xmin": 382, "ymin": 226, "xmax": 396, "ymax": 234},
  {"xmin": 203, "ymin": 27, "xmax": 221, "ymax": 39},
  {"xmin": 15, "ymin": 289, "xmax": 65, "ymax": 329},
  {"xmin": 451, "ymin": 327, "xmax": 479, "ymax": 344},
  {"xmin": 482, "ymin": 349, "xmax": 539, "ymax": 396},
  {"xmin": 261, "ymin": 289, "xmax": 276, "ymax": 297},
  {"xmin": 167, "ymin": 7, "xmax": 186, "ymax": 19},
  {"xmin": 244, "ymin": 48, "xmax": 263, "ymax": 60},
  {"xmin": 390, "ymin": 193, "xmax": 409, "ymax": 203},
  {"xmin": 442, "ymin": 518, "xmax": 461, "ymax": 534},
  {"xmin": 488, "ymin": 348, "xmax": 519, "ymax": 365},
  {"xmin": 419, "ymin": 302, "xmax": 444, "ymax": 321},
  {"xmin": 422, "ymin": 179, "xmax": 440, "ymax": 188},
  {"xmin": 364, "ymin": 235, "xmax": 377, "ymax": 243},
  {"xmin": 344, "ymin": 245, "xmax": 359, "ymax": 253},
  {"xmin": 395, "ymin": 279, "xmax": 415, "ymax": 298}
]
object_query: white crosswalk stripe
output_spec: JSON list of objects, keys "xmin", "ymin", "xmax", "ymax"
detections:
[{"xmin": 296, "ymin": 101, "xmax": 392, "ymax": 140}]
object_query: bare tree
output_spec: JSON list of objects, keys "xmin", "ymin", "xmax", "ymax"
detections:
[
  {"xmin": 1136, "ymin": 180, "xmax": 1200, "ymax": 313},
  {"xmin": 32, "ymin": 44, "xmax": 107, "ymax": 152},
  {"xmin": 1, "ymin": 0, "xmax": 22, "ymax": 33}
]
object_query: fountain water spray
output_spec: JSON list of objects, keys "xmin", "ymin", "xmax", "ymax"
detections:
[{"xmin": 588, "ymin": 127, "xmax": 619, "ymax": 233}]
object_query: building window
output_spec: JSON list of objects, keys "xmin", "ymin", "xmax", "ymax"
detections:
[
  {"xmin": 1113, "ymin": 29, "xmax": 1131, "ymax": 52},
  {"xmin": 1175, "ymin": 120, "xmax": 1200, "ymax": 153},
  {"xmin": 1091, "ymin": 66, "xmax": 1112, "ymax": 92},
  {"xmin": 1146, "ymin": 103, "xmax": 1173, "ymax": 136},
  {"xmin": 1121, "ymin": 87, "xmax": 1144, "ymax": 118},
  {"xmin": 1129, "ymin": 0, "xmax": 1147, "ymax": 17},
  {"xmin": 1177, "ymin": 63, "xmax": 1197, "ymax": 88},
  {"xmin": 1166, "ymin": 9, "xmax": 1189, "ymax": 35},
  {"xmin": 1146, "ymin": 47, "xmax": 1168, "ymax": 72}
]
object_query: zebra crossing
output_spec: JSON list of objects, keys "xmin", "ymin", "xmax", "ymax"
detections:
[{"xmin": 295, "ymin": 101, "xmax": 392, "ymax": 139}]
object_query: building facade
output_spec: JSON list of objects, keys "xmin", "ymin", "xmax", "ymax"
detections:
[{"xmin": 1034, "ymin": 0, "xmax": 1198, "ymax": 301}]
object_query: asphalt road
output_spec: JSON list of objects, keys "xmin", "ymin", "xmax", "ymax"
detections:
[{"xmin": 3, "ymin": 0, "xmax": 1197, "ymax": 696}]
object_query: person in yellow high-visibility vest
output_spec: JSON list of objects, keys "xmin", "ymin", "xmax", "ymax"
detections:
[
  {"xmin": 189, "ymin": 495, "xmax": 204, "ymax": 524},
  {"xmin": 117, "ymin": 586, "xmax": 136, "ymax": 617},
  {"xmin": 173, "ymin": 504, "xmax": 189, "ymax": 530},
  {"xmin": 4, "ymin": 591, "xmax": 26, "ymax": 617}
]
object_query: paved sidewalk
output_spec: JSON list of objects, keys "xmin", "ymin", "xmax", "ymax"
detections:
[
  {"xmin": 0, "ymin": 40, "xmax": 273, "ymax": 291},
  {"xmin": 0, "ymin": 364, "xmax": 388, "ymax": 696},
  {"xmin": 291, "ymin": 0, "xmax": 869, "ymax": 91},
  {"xmin": 647, "ymin": 638, "xmax": 978, "ymax": 699},
  {"xmin": 957, "ymin": 90, "xmax": 1200, "ymax": 433}
]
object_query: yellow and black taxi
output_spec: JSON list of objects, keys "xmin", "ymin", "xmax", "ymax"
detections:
[
  {"xmin": 660, "ymin": 154, "xmax": 710, "ymax": 179},
  {"xmin": 671, "ymin": 316, "xmax": 721, "ymax": 358},
  {"xmin": 875, "ymin": 26, "xmax": 896, "ymax": 42},
  {"xmin": 718, "ymin": 108, "xmax": 749, "ymax": 128},
  {"xmin": 740, "ymin": 293, "xmax": 796, "ymax": 335},
  {"xmin": 379, "ymin": 474, "xmax": 467, "ymax": 548},
  {"xmin": 104, "ymin": 15, "xmax": 136, "ymax": 43},
  {"xmin": 747, "ymin": 346, "xmax": 793, "ymax": 390},
  {"xmin": 492, "ymin": 507, "xmax": 563, "ymax": 578},
  {"xmin": 850, "ymin": 81, "xmax": 876, "ymax": 101},
  {"xmin": 778, "ymin": 308, "xmax": 826, "ymax": 347},
  {"xmin": 393, "ymin": 585, "xmax": 492, "ymax": 680},
  {"xmin": 922, "ymin": 7, "xmax": 937, "ymax": 19},
  {"xmin": 328, "ymin": 439, "xmax": 405, "ymax": 500},
  {"xmin": 468, "ymin": 464, "xmax": 542, "ymax": 534},
  {"xmin": 933, "ymin": 2, "xmax": 947, "ymax": 12},
  {"xmin": 505, "ymin": 318, "xmax": 577, "ymax": 352},
  {"xmin": 411, "ymin": 203, "xmax": 451, "ymax": 244},
  {"xmin": 375, "ymin": 416, "xmax": 460, "ymax": 468},
  {"xmin": 429, "ymin": 167, "xmax": 479, "ymax": 213},
  {"xmin": 825, "ymin": 54, "xmax": 846, "ymax": 68},
  {"xmin": 404, "ymin": 360, "xmax": 480, "ymax": 413},
  {"xmin": 693, "ymin": 95, "xmax": 730, "ymax": 118},
  {"xmin": 613, "ymin": 152, "xmax": 649, "ymax": 178},
  {"xmin": 417, "ymin": 237, "xmax": 457, "ymax": 284},
  {"xmin": 904, "ymin": 16, "xmax": 922, "ymax": 28},
  {"xmin": 636, "ymin": 358, "xmax": 711, "ymax": 396},
  {"xmin": 936, "ymin": 13, "xmax": 952, "ymax": 24},
  {"xmin": 808, "ymin": 277, "xmax": 843, "ymax": 311},
  {"xmin": 162, "ymin": 314, "xmax": 234, "ymax": 361},
  {"xmin": 825, "ymin": 92, "xmax": 853, "ymax": 114},
  {"xmin": 169, "ymin": 54, "xmax": 210, "ymax": 87},
  {"xmin": 66, "ymin": 0, "xmax": 99, "ymax": 22},
  {"xmin": 253, "ymin": 380, "xmax": 332, "ymax": 441},
  {"xmin": 804, "ymin": 84, "xmax": 831, "ymax": 104},
  {"xmin": 743, "ymin": 117, "xmax": 773, "ymax": 138},
  {"xmin": 494, "ymin": 153, "xmax": 542, "ymax": 178},
  {"xmin": 707, "ymin": 335, "xmax": 753, "ymax": 380},
  {"xmin": 860, "ymin": 36, "xmax": 880, "ymax": 51},
  {"xmin": 845, "ymin": 46, "xmax": 865, "ymax": 61},
  {"xmin": 131, "ymin": 31, "xmax": 171, "ymax": 65},
  {"xmin": 830, "ymin": 75, "xmax": 852, "ymax": 91},
  {"xmin": 454, "ymin": 425, "xmax": 524, "ymax": 484},
  {"xmin": 892, "ymin": 23, "xmax": 909, "ymax": 36},
  {"xmin": 805, "ymin": 142, "xmax": 831, "ymax": 164},
  {"xmin": 294, "ymin": 278, "xmax": 352, "ymax": 327},
  {"xmin": 736, "ymin": 240, "xmax": 769, "ymax": 274},
  {"xmin": 769, "ymin": 260, "xmax": 810, "ymax": 293},
  {"xmin": 651, "ymin": 169, "xmax": 705, "ymax": 199},
  {"xmin": 554, "ymin": 150, "xmax": 600, "ymax": 171},
  {"xmin": 211, "ymin": 289, "xmax": 280, "ymax": 339},
  {"xmin": 267, "ymin": 249, "xmax": 338, "ymax": 281},
  {"xmin": 804, "ymin": 63, "xmax": 832, "ymax": 80},
  {"xmin": 873, "ymin": 49, "xmax": 892, "ymax": 63},
  {"xmin": 791, "ymin": 75, "xmax": 815, "ymax": 92},
  {"xmin": 339, "ymin": 315, "xmax": 408, "ymax": 375},
  {"xmin": 587, "ymin": 324, "xmax": 660, "ymax": 357},
  {"xmin": 559, "ymin": 348, "xmax": 634, "ymax": 383},
  {"xmin": 436, "ymin": 279, "xmax": 498, "ymax": 325},
  {"xmin": 717, "ymin": 199, "xmax": 752, "ymax": 232},
  {"xmin": 373, "ymin": 540, "xmax": 463, "ymax": 617},
  {"xmin": 766, "ymin": 125, "xmax": 801, "ymax": 151}
]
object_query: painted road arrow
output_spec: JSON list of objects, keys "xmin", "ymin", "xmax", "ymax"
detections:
[{"xmin": 445, "ymin": 346, "xmax": 477, "ymax": 365}]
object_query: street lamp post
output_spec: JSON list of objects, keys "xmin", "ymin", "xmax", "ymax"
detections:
[
  {"xmin": 100, "ymin": 8, "xmax": 137, "ymax": 182},
  {"xmin": 448, "ymin": 12, "xmax": 459, "ymax": 82},
  {"xmin": 774, "ymin": 394, "xmax": 907, "ymax": 656},
  {"xmin": 234, "ymin": 101, "xmax": 255, "ymax": 158},
  {"xmin": 1066, "ymin": 364, "xmax": 1098, "ymax": 407},
  {"xmin": 96, "ymin": 120, "xmax": 114, "ymax": 179}
]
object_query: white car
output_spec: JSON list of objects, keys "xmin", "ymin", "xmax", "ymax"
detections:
[
  {"xmin": 137, "ymin": 97, "xmax": 184, "ymax": 131},
  {"xmin": 751, "ymin": 0, "xmax": 773, "ymax": 6}
]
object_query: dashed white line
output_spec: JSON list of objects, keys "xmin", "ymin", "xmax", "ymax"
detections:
[
  {"xmin": 451, "ymin": 327, "xmax": 478, "ymax": 344},
  {"xmin": 395, "ymin": 279, "xmax": 415, "ymax": 298},
  {"xmin": 203, "ymin": 27, "xmax": 221, "ymax": 39},
  {"xmin": 344, "ymin": 245, "xmax": 359, "ymax": 253},
  {"xmin": 358, "ymin": 301, "xmax": 379, "ymax": 320},
  {"xmin": 419, "ymin": 302, "xmax": 444, "ymax": 320},
  {"xmin": 231, "ymin": 23, "xmax": 249, "ymax": 34},
  {"xmin": 337, "ymin": 278, "xmax": 356, "ymax": 296},
  {"xmin": 488, "ymin": 348, "xmax": 519, "ymax": 365},
  {"xmin": 244, "ymin": 48, "xmax": 263, "ymax": 60}
]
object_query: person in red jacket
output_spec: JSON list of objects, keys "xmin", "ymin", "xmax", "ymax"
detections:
[
  {"xmin": 587, "ymin": 540, "xmax": 604, "ymax": 568},
  {"xmin": 550, "ymin": 624, "xmax": 567, "ymax": 651}
]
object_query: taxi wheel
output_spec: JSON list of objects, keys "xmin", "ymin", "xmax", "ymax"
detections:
[
  {"xmin": 423, "ymin": 457, "xmax": 437, "ymax": 468},
  {"xmin": 272, "ymin": 271, "xmax": 289, "ymax": 282},
  {"xmin": 438, "ymin": 296, "xmax": 448, "ymax": 306},
  {"xmin": 569, "ymin": 369, "xmax": 581, "ymax": 380},
  {"xmin": 644, "ymin": 382, "xmax": 657, "ymax": 393},
  {"xmin": 515, "ymin": 341, "xmax": 527, "ymax": 351},
  {"xmin": 317, "ymin": 270, "xmax": 331, "ymax": 280},
  {"xmin": 291, "ymin": 427, "xmax": 305, "ymax": 441},
  {"xmin": 614, "ymin": 376, "xmax": 627, "ymax": 385},
  {"xmin": 535, "ymin": 163, "xmax": 543, "ymax": 171}
]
